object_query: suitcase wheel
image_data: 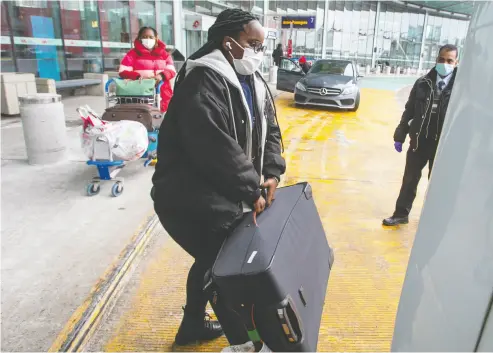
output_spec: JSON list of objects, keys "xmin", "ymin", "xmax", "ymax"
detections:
[{"xmin": 112, "ymin": 113, "xmax": 116, "ymax": 117}]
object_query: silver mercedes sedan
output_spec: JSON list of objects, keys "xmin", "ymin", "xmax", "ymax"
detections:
[{"xmin": 276, "ymin": 58, "xmax": 362, "ymax": 112}]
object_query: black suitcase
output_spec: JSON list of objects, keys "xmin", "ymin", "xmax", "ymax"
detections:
[{"xmin": 212, "ymin": 182, "xmax": 334, "ymax": 352}]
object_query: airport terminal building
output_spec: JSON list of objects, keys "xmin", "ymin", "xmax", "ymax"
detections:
[{"xmin": 0, "ymin": 0, "xmax": 471, "ymax": 80}]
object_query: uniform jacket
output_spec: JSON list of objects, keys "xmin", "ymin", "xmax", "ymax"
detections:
[
  {"xmin": 119, "ymin": 39, "xmax": 176, "ymax": 112},
  {"xmin": 152, "ymin": 49, "xmax": 286, "ymax": 231},
  {"xmin": 394, "ymin": 67, "xmax": 457, "ymax": 151}
]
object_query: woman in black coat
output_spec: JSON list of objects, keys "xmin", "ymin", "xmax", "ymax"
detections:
[{"xmin": 151, "ymin": 8, "xmax": 286, "ymax": 348}]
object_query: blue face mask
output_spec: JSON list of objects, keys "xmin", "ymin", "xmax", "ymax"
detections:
[{"xmin": 436, "ymin": 63, "xmax": 454, "ymax": 77}]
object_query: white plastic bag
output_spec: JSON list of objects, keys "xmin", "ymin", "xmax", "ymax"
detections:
[{"xmin": 81, "ymin": 120, "xmax": 149, "ymax": 161}]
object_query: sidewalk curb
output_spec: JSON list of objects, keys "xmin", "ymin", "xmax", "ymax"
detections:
[{"xmin": 49, "ymin": 213, "xmax": 160, "ymax": 352}]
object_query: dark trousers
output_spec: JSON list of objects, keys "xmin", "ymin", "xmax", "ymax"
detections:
[
  {"xmin": 155, "ymin": 209, "xmax": 249, "ymax": 345},
  {"xmin": 394, "ymin": 140, "xmax": 438, "ymax": 217}
]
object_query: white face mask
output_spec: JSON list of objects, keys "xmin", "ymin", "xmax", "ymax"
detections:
[
  {"xmin": 231, "ymin": 45, "xmax": 264, "ymax": 76},
  {"xmin": 141, "ymin": 38, "xmax": 156, "ymax": 50}
]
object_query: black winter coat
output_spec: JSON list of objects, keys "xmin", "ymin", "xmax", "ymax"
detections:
[
  {"xmin": 394, "ymin": 67, "xmax": 457, "ymax": 151},
  {"xmin": 272, "ymin": 49, "xmax": 283, "ymax": 66},
  {"xmin": 152, "ymin": 52, "xmax": 285, "ymax": 231}
]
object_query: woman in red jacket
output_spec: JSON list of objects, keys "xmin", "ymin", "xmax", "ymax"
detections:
[{"xmin": 119, "ymin": 27, "xmax": 176, "ymax": 112}]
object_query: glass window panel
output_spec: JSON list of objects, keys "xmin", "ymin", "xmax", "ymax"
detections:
[
  {"xmin": 98, "ymin": 1, "xmax": 131, "ymax": 72},
  {"xmin": 294, "ymin": 30, "xmax": 305, "ymax": 56},
  {"xmin": 130, "ymin": 0, "xmax": 156, "ymax": 39},
  {"xmin": 358, "ymin": 3, "xmax": 371, "ymax": 64},
  {"xmin": 333, "ymin": 1, "xmax": 343, "ymax": 31},
  {"xmin": 7, "ymin": 0, "xmax": 66, "ymax": 79},
  {"xmin": 448, "ymin": 19, "xmax": 458, "ymax": 46},
  {"xmin": 440, "ymin": 17, "xmax": 450, "ymax": 45},
  {"xmin": 61, "ymin": 0, "xmax": 102, "ymax": 78},
  {"xmin": 352, "ymin": 2, "xmax": 361, "ymax": 34},
  {"xmin": 376, "ymin": 3, "xmax": 386, "ymax": 61},
  {"xmin": 400, "ymin": 11, "xmax": 410, "ymax": 41},
  {"xmin": 366, "ymin": 1, "xmax": 377, "ymax": 62},
  {"xmin": 343, "ymin": 63, "xmax": 354, "ymax": 76},
  {"xmin": 333, "ymin": 32, "xmax": 342, "ymax": 58},
  {"xmin": 417, "ymin": 13, "xmax": 425, "ymax": 40},
  {"xmin": 314, "ymin": 0, "xmax": 324, "ymax": 58},
  {"xmin": 280, "ymin": 57, "xmax": 296, "ymax": 71},
  {"xmin": 1, "ymin": 2, "xmax": 15, "ymax": 72},
  {"xmin": 343, "ymin": 1, "xmax": 353, "ymax": 32},
  {"xmin": 159, "ymin": 0, "xmax": 174, "ymax": 46},
  {"xmin": 458, "ymin": 20, "xmax": 469, "ymax": 48},
  {"xmin": 182, "ymin": 1, "xmax": 195, "ymax": 11}
]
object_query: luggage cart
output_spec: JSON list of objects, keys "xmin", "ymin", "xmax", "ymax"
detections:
[
  {"xmin": 105, "ymin": 78, "xmax": 164, "ymax": 167},
  {"xmin": 81, "ymin": 79, "xmax": 163, "ymax": 197}
]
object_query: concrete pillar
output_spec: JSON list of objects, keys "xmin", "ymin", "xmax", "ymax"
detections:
[
  {"xmin": 385, "ymin": 66, "xmax": 391, "ymax": 75},
  {"xmin": 19, "ymin": 94, "xmax": 67, "ymax": 165},
  {"xmin": 418, "ymin": 11, "xmax": 429, "ymax": 71},
  {"xmin": 321, "ymin": 0, "xmax": 330, "ymax": 59},
  {"xmin": 1, "ymin": 73, "xmax": 37, "ymax": 115},
  {"xmin": 263, "ymin": 0, "xmax": 269, "ymax": 27},
  {"xmin": 269, "ymin": 66, "xmax": 278, "ymax": 84},
  {"xmin": 172, "ymin": 0, "xmax": 184, "ymax": 53},
  {"xmin": 396, "ymin": 66, "xmax": 401, "ymax": 75},
  {"xmin": 371, "ymin": 1, "xmax": 381, "ymax": 69},
  {"xmin": 365, "ymin": 65, "xmax": 371, "ymax": 75}
]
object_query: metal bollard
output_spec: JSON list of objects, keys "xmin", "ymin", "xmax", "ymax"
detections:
[{"xmin": 19, "ymin": 93, "xmax": 67, "ymax": 165}]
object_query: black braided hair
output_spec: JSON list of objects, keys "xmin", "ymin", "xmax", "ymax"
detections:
[
  {"xmin": 174, "ymin": 8, "xmax": 284, "ymax": 152},
  {"xmin": 175, "ymin": 9, "xmax": 258, "ymax": 89}
]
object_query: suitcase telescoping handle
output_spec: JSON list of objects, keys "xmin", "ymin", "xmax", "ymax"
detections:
[{"xmin": 277, "ymin": 296, "xmax": 304, "ymax": 344}]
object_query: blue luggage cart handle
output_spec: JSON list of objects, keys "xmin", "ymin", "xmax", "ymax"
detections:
[{"xmin": 105, "ymin": 78, "xmax": 164, "ymax": 94}]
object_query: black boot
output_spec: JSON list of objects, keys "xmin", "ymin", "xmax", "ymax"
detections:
[
  {"xmin": 175, "ymin": 308, "xmax": 224, "ymax": 346},
  {"xmin": 382, "ymin": 215, "xmax": 409, "ymax": 226}
]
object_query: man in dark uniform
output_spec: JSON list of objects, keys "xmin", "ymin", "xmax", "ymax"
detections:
[{"xmin": 383, "ymin": 44, "xmax": 459, "ymax": 226}]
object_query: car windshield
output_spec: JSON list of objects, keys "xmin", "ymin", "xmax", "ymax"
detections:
[{"xmin": 310, "ymin": 61, "xmax": 354, "ymax": 76}]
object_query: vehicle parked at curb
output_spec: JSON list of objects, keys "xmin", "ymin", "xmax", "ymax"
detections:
[{"xmin": 276, "ymin": 57, "xmax": 363, "ymax": 111}]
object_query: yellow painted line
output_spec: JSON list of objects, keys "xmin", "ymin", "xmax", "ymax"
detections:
[
  {"xmin": 49, "ymin": 212, "xmax": 159, "ymax": 352},
  {"xmin": 87, "ymin": 88, "xmax": 424, "ymax": 351}
]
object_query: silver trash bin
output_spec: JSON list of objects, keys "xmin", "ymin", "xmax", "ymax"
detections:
[{"xmin": 19, "ymin": 93, "xmax": 67, "ymax": 165}]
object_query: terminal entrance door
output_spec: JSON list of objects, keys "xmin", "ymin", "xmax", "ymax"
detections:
[{"xmin": 186, "ymin": 30, "xmax": 207, "ymax": 58}]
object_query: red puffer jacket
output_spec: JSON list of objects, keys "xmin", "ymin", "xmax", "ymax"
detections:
[{"xmin": 119, "ymin": 39, "xmax": 176, "ymax": 112}]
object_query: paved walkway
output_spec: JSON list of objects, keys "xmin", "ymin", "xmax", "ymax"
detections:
[
  {"xmin": 1, "ymin": 95, "xmax": 150, "ymax": 351},
  {"xmin": 61, "ymin": 79, "xmax": 426, "ymax": 351},
  {"xmin": 1, "ymin": 84, "xmax": 280, "ymax": 351}
]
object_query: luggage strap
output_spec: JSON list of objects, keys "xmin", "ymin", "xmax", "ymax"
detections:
[{"xmin": 247, "ymin": 329, "xmax": 261, "ymax": 343}]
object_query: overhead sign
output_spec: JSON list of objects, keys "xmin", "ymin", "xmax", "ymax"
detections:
[
  {"xmin": 281, "ymin": 16, "xmax": 316, "ymax": 29},
  {"xmin": 264, "ymin": 28, "xmax": 277, "ymax": 39}
]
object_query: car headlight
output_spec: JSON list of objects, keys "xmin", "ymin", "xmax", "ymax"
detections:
[
  {"xmin": 342, "ymin": 86, "xmax": 357, "ymax": 95},
  {"xmin": 295, "ymin": 82, "xmax": 307, "ymax": 92}
]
